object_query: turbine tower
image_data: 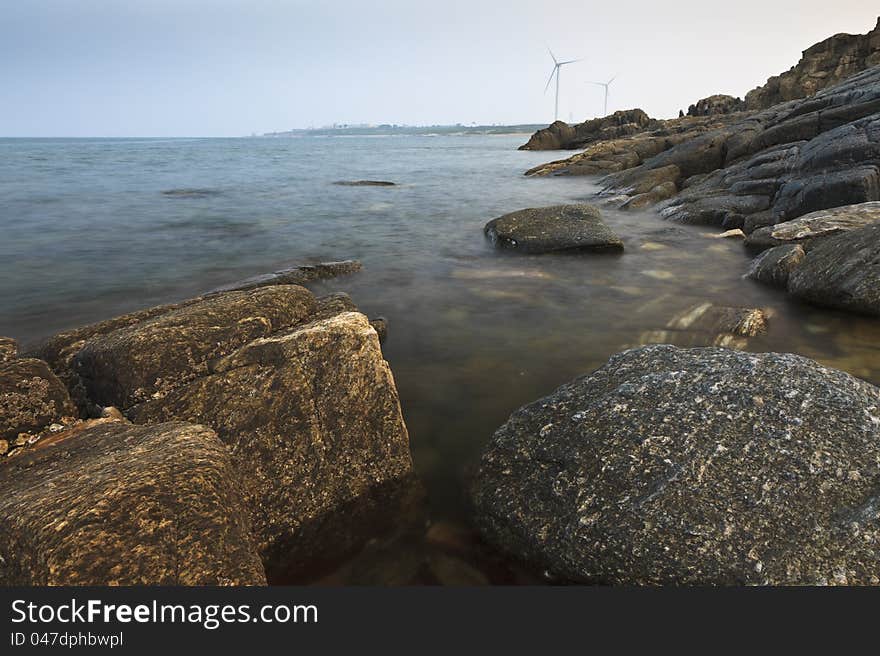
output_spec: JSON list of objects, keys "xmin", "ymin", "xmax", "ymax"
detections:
[
  {"xmin": 590, "ymin": 75, "xmax": 618, "ymax": 117},
  {"xmin": 544, "ymin": 49, "xmax": 580, "ymax": 122}
]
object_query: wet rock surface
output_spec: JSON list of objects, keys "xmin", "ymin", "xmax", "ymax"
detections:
[
  {"xmin": 469, "ymin": 345, "xmax": 880, "ymax": 585},
  {"xmin": 0, "ymin": 358, "xmax": 76, "ymax": 442},
  {"xmin": 746, "ymin": 243, "xmax": 807, "ymax": 288},
  {"xmin": 0, "ymin": 421, "xmax": 266, "ymax": 585},
  {"xmin": 638, "ymin": 303, "xmax": 769, "ymax": 350},
  {"xmin": 484, "ymin": 204, "xmax": 623, "ymax": 254}
]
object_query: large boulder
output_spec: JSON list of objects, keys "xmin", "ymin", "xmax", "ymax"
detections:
[
  {"xmin": 1, "ymin": 358, "xmax": 76, "ymax": 442},
  {"xmin": 29, "ymin": 285, "xmax": 412, "ymax": 578},
  {"xmin": 0, "ymin": 420, "xmax": 266, "ymax": 585},
  {"xmin": 484, "ymin": 205, "xmax": 623, "ymax": 254},
  {"xmin": 469, "ymin": 345, "xmax": 880, "ymax": 585}
]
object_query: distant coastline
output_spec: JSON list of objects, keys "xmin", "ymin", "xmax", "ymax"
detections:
[{"xmin": 261, "ymin": 123, "xmax": 546, "ymax": 138}]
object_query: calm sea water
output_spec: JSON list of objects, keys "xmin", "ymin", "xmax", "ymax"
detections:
[{"xmin": 3, "ymin": 135, "xmax": 880, "ymax": 582}]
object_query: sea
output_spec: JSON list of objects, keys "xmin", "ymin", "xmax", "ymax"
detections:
[{"xmin": 2, "ymin": 135, "xmax": 879, "ymax": 582}]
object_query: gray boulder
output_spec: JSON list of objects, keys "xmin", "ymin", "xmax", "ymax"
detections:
[
  {"xmin": 484, "ymin": 205, "xmax": 623, "ymax": 254},
  {"xmin": 787, "ymin": 222, "xmax": 880, "ymax": 315},
  {"xmin": 746, "ymin": 244, "xmax": 807, "ymax": 287},
  {"xmin": 469, "ymin": 345, "xmax": 880, "ymax": 585}
]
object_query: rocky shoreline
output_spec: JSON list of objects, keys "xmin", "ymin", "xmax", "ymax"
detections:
[{"xmin": 3, "ymin": 18, "xmax": 880, "ymax": 586}]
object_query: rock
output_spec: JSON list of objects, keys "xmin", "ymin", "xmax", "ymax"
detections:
[
  {"xmin": 1, "ymin": 359, "xmax": 76, "ymax": 442},
  {"xmin": 637, "ymin": 303, "xmax": 768, "ymax": 350},
  {"xmin": 30, "ymin": 285, "xmax": 413, "ymax": 578},
  {"xmin": 370, "ymin": 317, "xmax": 389, "ymax": 343},
  {"xmin": 333, "ymin": 180, "xmax": 396, "ymax": 186},
  {"xmin": 665, "ymin": 303, "xmax": 768, "ymax": 337},
  {"xmin": 208, "ymin": 260, "xmax": 363, "ymax": 294},
  {"xmin": 483, "ymin": 205, "xmax": 623, "ymax": 254},
  {"xmin": 469, "ymin": 345, "xmax": 880, "ymax": 584},
  {"xmin": 688, "ymin": 94, "xmax": 746, "ymax": 117},
  {"xmin": 744, "ymin": 18, "xmax": 880, "ymax": 110},
  {"xmin": 519, "ymin": 110, "xmax": 656, "ymax": 151},
  {"xmin": 74, "ymin": 285, "xmax": 316, "ymax": 409},
  {"xmin": 787, "ymin": 222, "xmax": 880, "ymax": 315},
  {"xmin": 161, "ymin": 188, "xmax": 221, "ymax": 198},
  {"xmin": 0, "ymin": 440, "xmax": 7, "ymax": 455},
  {"xmin": 746, "ymin": 244, "xmax": 807, "ymax": 287},
  {"xmin": 0, "ymin": 338, "xmax": 17, "ymax": 363},
  {"xmin": 745, "ymin": 202, "xmax": 880, "ymax": 251},
  {"xmin": 706, "ymin": 228, "xmax": 746, "ymax": 239},
  {"xmin": 532, "ymin": 21, "xmax": 880, "ymax": 223},
  {"xmin": 0, "ymin": 421, "xmax": 266, "ymax": 585}
]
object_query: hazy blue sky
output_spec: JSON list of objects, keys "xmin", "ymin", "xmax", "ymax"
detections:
[{"xmin": 2, "ymin": 1, "xmax": 877, "ymax": 136}]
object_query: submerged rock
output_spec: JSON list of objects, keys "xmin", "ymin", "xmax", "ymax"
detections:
[
  {"xmin": 333, "ymin": 180, "xmax": 396, "ymax": 186},
  {"xmin": 469, "ymin": 345, "xmax": 880, "ymax": 585},
  {"xmin": 0, "ymin": 421, "xmax": 265, "ymax": 585},
  {"xmin": 207, "ymin": 260, "xmax": 363, "ymax": 294},
  {"xmin": 638, "ymin": 303, "xmax": 769, "ymax": 350},
  {"xmin": 161, "ymin": 188, "xmax": 221, "ymax": 198},
  {"xmin": 31, "ymin": 285, "xmax": 412, "ymax": 578},
  {"xmin": 1, "ymin": 358, "xmax": 76, "ymax": 442},
  {"xmin": 484, "ymin": 204, "xmax": 623, "ymax": 254}
]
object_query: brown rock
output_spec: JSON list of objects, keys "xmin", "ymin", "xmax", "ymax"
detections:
[
  {"xmin": 74, "ymin": 285, "xmax": 316, "ymax": 409},
  {"xmin": 0, "ymin": 359, "xmax": 76, "ymax": 442},
  {"xmin": 0, "ymin": 337, "xmax": 17, "ymax": 364},
  {"xmin": 126, "ymin": 311, "xmax": 412, "ymax": 575},
  {"xmin": 0, "ymin": 421, "xmax": 266, "ymax": 585}
]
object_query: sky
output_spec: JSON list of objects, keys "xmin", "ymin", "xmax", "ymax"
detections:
[{"xmin": 1, "ymin": 1, "xmax": 877, "ymax": 137}]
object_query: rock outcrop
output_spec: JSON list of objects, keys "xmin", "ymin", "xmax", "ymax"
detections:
[
  {"xmin": 519, "ymin": 110, "xmax": 656, "ymax": 151},
  {"xmin": 483, "ymin": 204, "xmax": 623, "ymax": 254},
  {"xmin": 28, "ymin": 284, "xmax": 412, "ymax": 578},
  {"xmin": 784, "ymin": 222, "xmax": 880, "ymax": 316},
  {"xmin": 0, "ymin": 420, "xmax": 266, "ymax": 585},
  {"xmin": 744, "ymin": 201, "xmax": 880, "ymax": 251},
  {"xmin": 0, "ymin": 338, "xmax": 16, "ymax": 364},
  {"xmin": 607, "ymin": 65, "xmax": 880, "ymax": 228},
  {"xmin": 687, "ymin": 94, "xmax": 746, "ymax": 117},
  {"xmin": 469, "ymin": 345, "xmax": 880, "ymax": 585},
  {"xmin": 744, "ymin": 18, "xmax": 880, "ymax": 110}
]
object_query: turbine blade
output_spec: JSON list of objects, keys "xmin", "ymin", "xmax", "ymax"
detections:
[
  {"xmin": 548, "ymin": 48, "xmax": 558, "ymax": 64},
  {"xmin": 607, "ymin": 74, "xmax": 618, "ymax": 85},
  {"xmin": 588, "ymin": 81, "xmax": 605, "ymax": 87},
  {"xmin": 544, "ymin": 67, "xmax": 557, "ymax": 93},
  {"xmin": 559, "ymin": 58, "xmax": 581, "ymax": 65}
]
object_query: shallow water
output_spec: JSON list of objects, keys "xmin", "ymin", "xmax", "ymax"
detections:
[{"xmin": 3, "ymin": 135, "xmax": 880, "ymax": 583}]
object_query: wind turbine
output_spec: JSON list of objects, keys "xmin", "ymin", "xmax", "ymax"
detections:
[
  {"xmin": 590, "ymin": 75, "xmax": 618, "ymax": 117},
  {"xmin": 544, "ymin": 49, "xmax": 580, "ymax": 122}
]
